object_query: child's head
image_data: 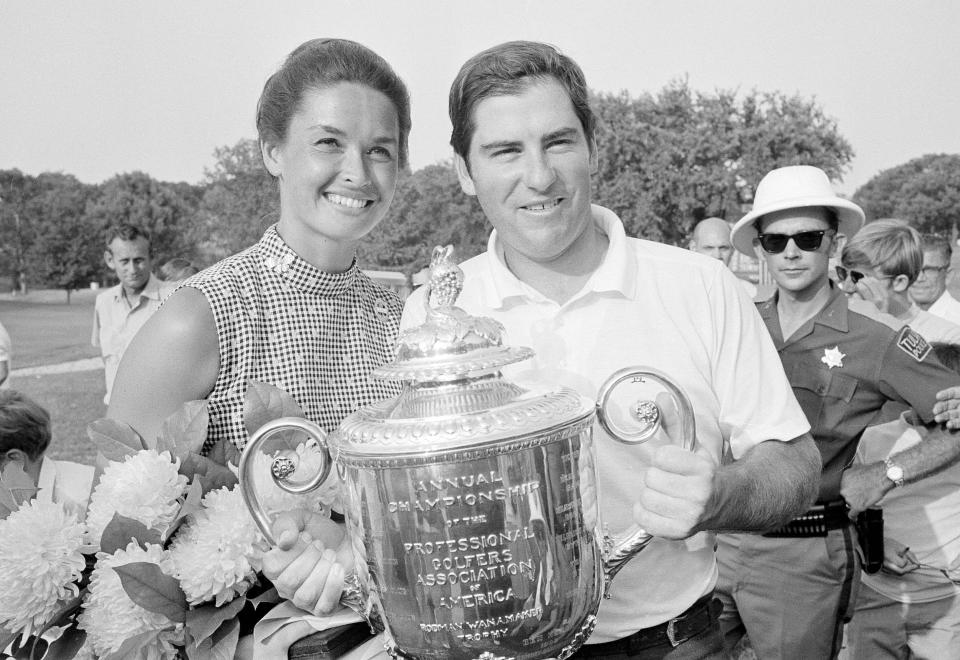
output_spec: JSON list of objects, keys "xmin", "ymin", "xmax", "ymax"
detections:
[{"xmin": 0, "ymin": 390, "xmax": 52, "ymax": 483}]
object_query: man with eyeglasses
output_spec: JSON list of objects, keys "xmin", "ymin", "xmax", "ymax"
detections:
[
  {"xmin": 716, "ymin": 165, "xmax": 960, "ymax": 660},
  {"xmin": 839, "ymin": 219, "xmax": 960, "ymax": 344},
  {"xmin": 911, "ymin": 233, "xmax": 960, "ymax": 326}
]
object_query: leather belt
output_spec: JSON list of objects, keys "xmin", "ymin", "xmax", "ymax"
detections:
[
  {"xmin": 575, "ymin": 593, "xmax": 718, "ymax": 654},
  {"xmin": 763, "ymin": 500, "xmax": 850, "ymax": 538}
]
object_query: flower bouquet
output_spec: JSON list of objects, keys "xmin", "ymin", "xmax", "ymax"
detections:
[{"xmin": 0, "ymin": 382, "xmax": 335, "ymax": 660}]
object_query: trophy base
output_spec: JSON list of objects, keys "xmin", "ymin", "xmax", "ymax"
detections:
[{"xmin": 287, "ymin": 622, "xmax": 374, "ymax": 659}]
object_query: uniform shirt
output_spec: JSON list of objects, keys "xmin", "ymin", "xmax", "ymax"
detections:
[
  {"xmin": 757, "ymin": 287, "xmax": 960, "ymax": 502},
  {"xmin": 928, "ymin": 290, "xmax": 960, "ymax": 327},
  {"xmin": 92, "ymin": 274, "xmax": 171, "ymax": 404},
  {"xmin": 0, "ymin": 320, "xmax": 10, "ymax": 389},
  {"xmin": 402, "ymin": 205, "xmax": 810, "ymax": 639},
  {"xmin": 184, "ymin": 225, "xmax": 401, "ymax": 452}
]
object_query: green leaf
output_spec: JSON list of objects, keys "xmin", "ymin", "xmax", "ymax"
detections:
[
  {"xmin": 206, "ymin": 437, "xmax": 241, "ymax": 471},
  {"xmin": 42, "ymin": 625, "xmax": 85, "ymax": 659},
  {"xmin": 243, "ymin": 380, "xmax": 304, "ymax": 437},
  {"xmin": 114, "ymin": 562, "xmax": 188, "ymax": 622},
  {"xmin": 163, "ymin": 479, "xmax": 204, "ymax": 542},
  {"xmin": 179, "ymin": 453, "xmax": 238, "ymax": 494},
  {"xmin": 0, "ymin": 485, "xmax": 17, "ymax": 520},
  {"xmin": 185, "ymin": 595, "xmax": 245, "ymax": 645},
  {"xmin": 0, "ymin": 463, "xmax": 38, "ymax": 508},
  {"xmin": 247, "ymin": 586, "xmax": 280, "ymax": 607},
  {"xmin": 100, "ymin": 629, "xmax": 165, "ymax": 660},
  {"xmin": 156, "ymin": 400, "xmax": 210, "ymax": 458},
  {"xmin": 187, "ymin": 618, "xmax": 239, "ymax": 660},
  {"xmin": 87, "ymin": 418, "xmax": 143, "ymax": 462},
  {"xmin": 99, "ymin": 513, "xmax": 161, "ymax": 554}
]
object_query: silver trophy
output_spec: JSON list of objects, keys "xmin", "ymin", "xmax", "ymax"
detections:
[{"xmin": 241, "ymin": 246, "xmax": 695, "ymax": 660}]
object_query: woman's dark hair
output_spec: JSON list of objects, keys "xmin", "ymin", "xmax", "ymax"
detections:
[{"xmin": 256, "ymin": 38, "xmax": 411, "ymax": 169}]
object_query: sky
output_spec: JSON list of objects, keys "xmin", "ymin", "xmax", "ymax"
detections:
[{"xmin": 2, "ymin": 0, "xmax": 959, "ymax": 195}]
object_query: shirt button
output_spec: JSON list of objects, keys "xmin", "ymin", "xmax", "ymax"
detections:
[{"xmin": 816, "ymin": 384, "xmax": 827, "ymax": 394}]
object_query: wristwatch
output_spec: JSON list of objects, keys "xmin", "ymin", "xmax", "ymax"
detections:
[{"xmin": 884, "ymin": 459, "xmax": 905, "ymax": 488}]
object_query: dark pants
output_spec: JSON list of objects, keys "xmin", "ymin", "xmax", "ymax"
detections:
[{"xmin": 570, "ymin": 594, "xmax": 727, "ymax": 660}]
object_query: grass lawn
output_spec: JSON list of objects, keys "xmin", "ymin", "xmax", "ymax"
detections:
[
  {"xmin": 1, "ymin": 288, "xmax": 100, "ymax": 367},
  {"xmin": 2, "ymin": 288, "xmax": 105, "ymax": 465},
  {"xmin": 15, "ymin": 369, "xmax": 104, "ymax": 465}
]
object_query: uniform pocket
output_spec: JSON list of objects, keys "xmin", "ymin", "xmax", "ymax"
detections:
[{"xmin": 790, "ymin": 363, "xmax": 859, "ymax": 431}]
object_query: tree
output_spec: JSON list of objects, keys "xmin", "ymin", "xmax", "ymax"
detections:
[
  {"xmin": 359, "ymin": 162, "xmax": 488, "ymax": 275},
  {"xmin": 85, "ymin": 171, "xmax": 202, "ymax": 283},
  {"xmin": 192, "ymin": 139, "xmax": 277, "ymax": 265},
  {"xmin": 592, "ymin": 79, "xmax": 855, "ymax": 245},
  {"xmin": 0, "ymin": 169, "xmax": 40, "ymax": 293},
  {"xmin": 26, "ymin": 173, "xmax": 100, "ymax": 302},
  {"xmin": 853, "ymin": 154, "xmax": 960, "ymax": 234}
]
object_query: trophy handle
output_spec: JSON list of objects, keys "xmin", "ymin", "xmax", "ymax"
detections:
[
  {"xmin": 238, "ymin": 417, "xmax": 367, "ymax": 616},
  {"xmin": 594, "ymin": 367, "xmax": 697, "ymax": 595}
]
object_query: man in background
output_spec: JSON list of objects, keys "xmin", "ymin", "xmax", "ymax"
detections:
[
  {"xmin": 92, "ymin": 224, "xmax": 170, "ymax": 404},
  {"xmin": 840, "ymin": 219, "xmax": 960, "ymax": 344},
  {"xmin": 910, "ymin": 233, "xmax": 960, "ymax": 325},
  {"xmin": 847, "ymin": 341, "xmax": 960, "ymax": 659},
  {"xmin": 689, "ymin": 216, "xmax": 757, "ymax": 298},
  {"xmin": 724, "ymin": 165, "xmax": 960, "ymax": 659}
]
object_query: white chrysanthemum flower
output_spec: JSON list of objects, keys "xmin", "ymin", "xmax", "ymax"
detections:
[
  {"xmin": 0, "ymin": 499, "xmax": 87, "ymax": 637},
  {"xmin": 166, "ymin": 486, "xmax": 269, "ymax": 606},
  {"xmin": 85, "ymin": 450, "xmax": 189, "ymax": 545},
  {"xmin": 240, "ymin": 440, "xmax": 340, "ymax": 516},
  {"xmin": 77, "ymin": 541, "xmax": 183, "ymax": 658}
]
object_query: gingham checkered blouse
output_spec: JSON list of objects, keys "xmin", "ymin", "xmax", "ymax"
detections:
[{"xmin": 184, "ymin": 225, "xmax": 402, "ymax": 452}]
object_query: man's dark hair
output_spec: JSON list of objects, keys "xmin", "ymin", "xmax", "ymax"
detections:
[
  {"xmin": 0, "ymin": 390, "xmax": 52, "ymax": 460},
  {"xmin": 448, "ymin": 40, "xmax": 596, "ymax": 163},
  {"xmin": 105, "ymin": 223, "xmax": 151, "ymax": 252}
]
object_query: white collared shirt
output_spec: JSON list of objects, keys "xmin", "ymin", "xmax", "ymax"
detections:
[
  {"xmin": 928, "ymin": 290, "xmax": 960, "ymax": 327},
  {"xmin": 36, "ymin": 457, "xmax": 95, "ymax": 521},
  {"xmin": 402, "ymin": 205, "xmax": 809, "ymax": 638},
  {"xmin": 92, "ymin": 274, "xmax": 172, "ymax": 403}
]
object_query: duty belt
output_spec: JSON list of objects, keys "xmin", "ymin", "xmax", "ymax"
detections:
[{"xmin": 763, "ymin": 500, "xmax": 850, "ymax": 538}]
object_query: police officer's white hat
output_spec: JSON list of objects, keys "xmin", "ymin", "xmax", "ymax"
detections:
[{"xmin": 730, "ymin": 165, "xmax": 865, "ymax": 256}]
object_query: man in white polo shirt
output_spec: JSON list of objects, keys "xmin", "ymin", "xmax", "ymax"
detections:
[{"xmin": 400, "ymin": 41, "xmax": 820, "ymax": 659}]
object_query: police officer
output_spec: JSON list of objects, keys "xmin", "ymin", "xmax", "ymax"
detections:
[{"xmin": 718, "ymin": 166, "xmax": 960, "ymax": 660}]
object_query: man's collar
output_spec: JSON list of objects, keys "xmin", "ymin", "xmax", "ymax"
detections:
[
  {"xmin": 112, "ymin": 274, "xmax": 162, "ymax": 303},
  {"xmin": 758, "ymin": 282, "xmax": 849, "ymax": 332},
  {"xmin": 482, "ymin": 204, "xmax": 634, "ymax": 307}
]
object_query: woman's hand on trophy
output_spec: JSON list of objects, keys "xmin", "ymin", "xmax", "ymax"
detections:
[{"xmin": 262, "ymin": 508, "xmax": 356, "ymax": 616}]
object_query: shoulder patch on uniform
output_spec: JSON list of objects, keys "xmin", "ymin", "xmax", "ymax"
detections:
[{"xmin": 897, "ymin": 326, "xmax": 931, "ymax": 362}]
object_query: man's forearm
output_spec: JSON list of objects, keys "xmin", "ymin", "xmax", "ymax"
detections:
[
  {"xmin": 887, "ymin": 427, "xmax": 960, "ymax": 486},
  {"xmin": 698, "ymin": 434, "xmax": 821, "ymax": 533}
]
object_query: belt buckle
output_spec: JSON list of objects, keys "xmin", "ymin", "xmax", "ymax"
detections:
[{"xmin": 666, "ymin": 618, "xmax": 681, "ymax": 647}]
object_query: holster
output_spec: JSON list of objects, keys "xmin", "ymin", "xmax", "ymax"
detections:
[{"xmin": 855, "ymin": 507, "xmax": 884, "ymax": 574}]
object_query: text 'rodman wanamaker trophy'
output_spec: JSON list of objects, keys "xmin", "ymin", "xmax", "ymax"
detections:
[{"xmin": 241, "ymin": 246, "xmax": 696, "ymax": 660}]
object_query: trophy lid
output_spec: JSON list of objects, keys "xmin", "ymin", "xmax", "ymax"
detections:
[
  {"xmin": 335, "ymin": 246, "xmax": 595, "ymax": 456},
  {"xmin": 372, "ymin": 245, "xmax": 533, "ymax": 382}
]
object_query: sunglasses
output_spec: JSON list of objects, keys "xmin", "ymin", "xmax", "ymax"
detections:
[
  {"xmin": 835, "ymin": 266, "xmax": 895, "ymax": 285},
  {"xmin": 756, "ymin": 230, "xmax": 830, "ymax": 254}
]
